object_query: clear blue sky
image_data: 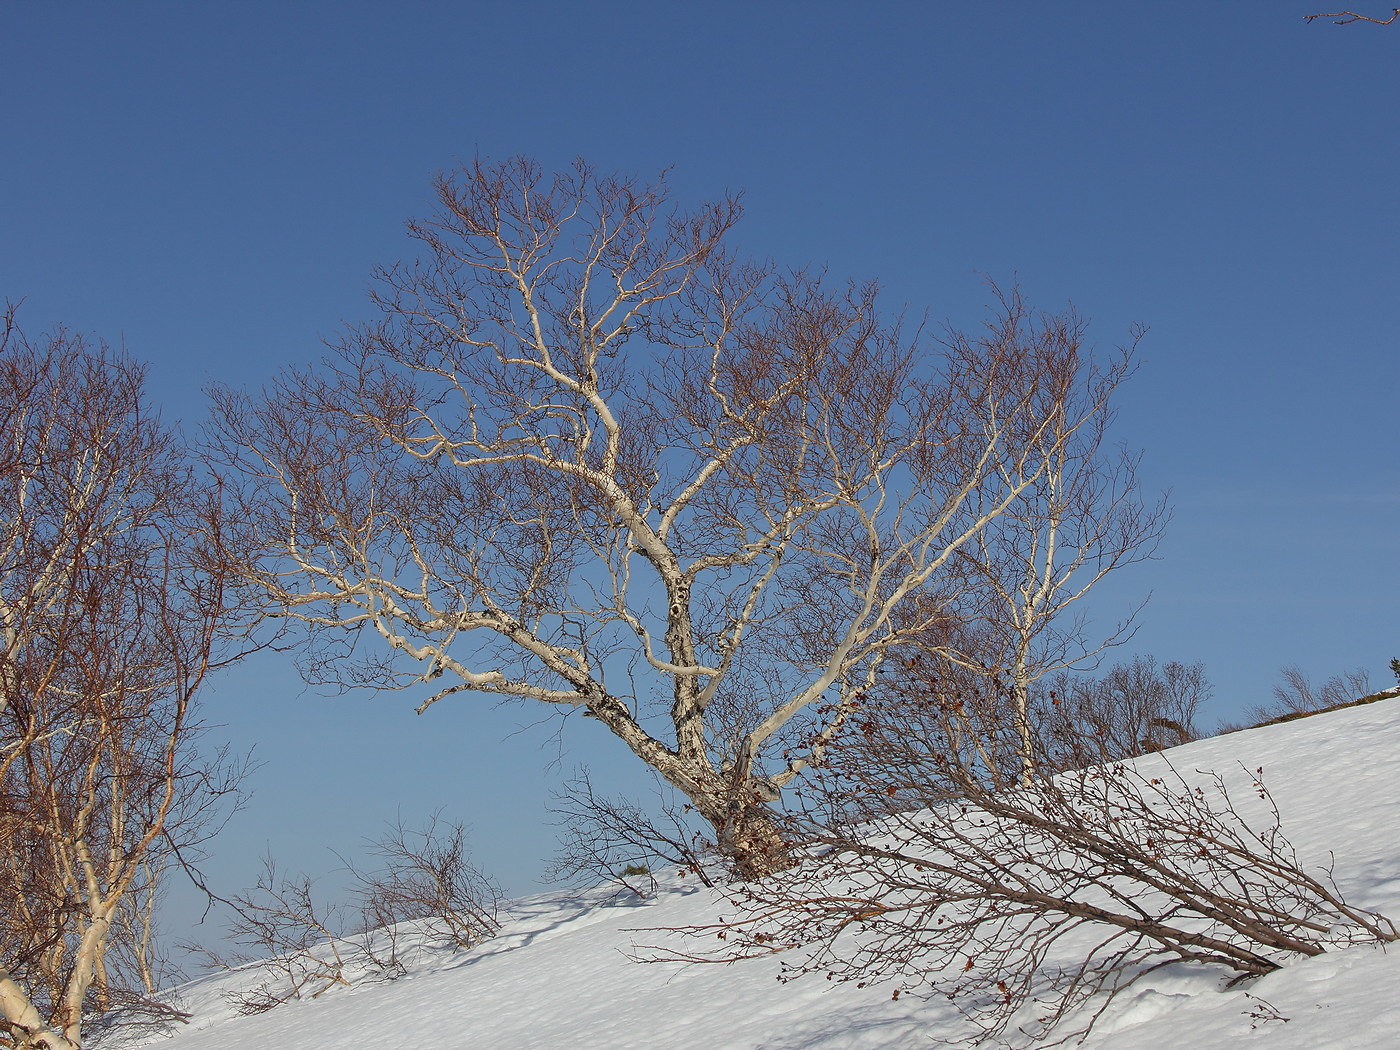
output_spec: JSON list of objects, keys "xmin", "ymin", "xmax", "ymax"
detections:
[{"xmin": 4, "ymin": 2, "xmax": 1397, "ymax": 913}]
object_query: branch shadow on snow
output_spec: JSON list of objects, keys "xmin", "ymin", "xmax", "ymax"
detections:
[{"xmin": 439, "ymin": 881, "xmax": 707, "ymax": 971}]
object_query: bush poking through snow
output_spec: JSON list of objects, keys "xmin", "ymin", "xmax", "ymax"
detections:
[
  {"xmin": 659, "ymin": 714, "xmax": 1398, "ymax": 1047},
  {"xmin": 548, "ymin": 770, "xmax": 717, "ymax": 898},
  {"xmin": 196, "ymin": 818, "xmax": 499, "ymax": 1015},
  {"xmin": 204, "ymin": 857, "xmax": 355, "ymax": 1015},
  {"xmin": 353, "ymin": 814, "xmax": 501, "ymax": 955}
]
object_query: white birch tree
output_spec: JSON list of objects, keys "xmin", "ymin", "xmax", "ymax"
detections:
[
  {"xmin": 937, "ymin": 287, "xmax": 1168, "ymax": 784},
  {"xmin": 209, "ymin": 157, "xmax": 1126, "ymax": 875},
  {"xmin": 0, "ymin": 310, "xmax": 240, "ymax": 1049}
]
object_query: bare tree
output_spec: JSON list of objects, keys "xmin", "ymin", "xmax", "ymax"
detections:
[
  {"xmin": 929, "ymin": 288, "xmax": 1167, "ymax": 784},
  {"xmin": 547, "ymin": 770, "xmax": 717, "ymax": 897},
  {"xmin": 0, "ymin": 310, "xmax": 243, "ymax": 1049},
  {"xmin": 664, "ymin": 704, "xmax": 1395, "ymax": 1047},
  {"xmin": 849, "ymin": 626, "xmax": 1035, "ymax": 799},
  {"xmin": 843, "ymin": 650, "xmax": 1208, "ymax": 821},
  {"xmin": 214, "ymin": 857, "xmax": 354, "ymax": 1015},
  {"xmin": 209, "ymin": 156, "xmax": 1137, "ymax": 876},
  {"xmin": 202, "ymin": 819, "xmax": 499, "ymax": 1014}
]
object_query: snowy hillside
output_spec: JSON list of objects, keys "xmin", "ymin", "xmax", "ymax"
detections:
[{"xmin": 132, "ymin": 700, "xmax": 1400, "ymax": 1050}]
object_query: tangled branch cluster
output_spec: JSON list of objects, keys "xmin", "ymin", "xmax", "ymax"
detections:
[{"xmin": 656, "ymin": 703, "xmax": 1396, "ymax": 1046}]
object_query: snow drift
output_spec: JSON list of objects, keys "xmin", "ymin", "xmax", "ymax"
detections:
[{"xmin": 121, "ymin": 699, "xmax": 1400, "ymax": 1050}]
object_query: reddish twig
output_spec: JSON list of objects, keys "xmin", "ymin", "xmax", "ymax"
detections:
[{"xmin": 1305, "ymin": 8, "xmax": 1400, "ymax": 23}]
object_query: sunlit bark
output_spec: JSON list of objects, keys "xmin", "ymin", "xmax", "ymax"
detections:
[
  {"xmin": 0, "ymin": 309, "xmax": 238, "ymax": 1047},
  {"xmin": 210, "ymin": 158, "xmax": 1126, "ymax": 875}
]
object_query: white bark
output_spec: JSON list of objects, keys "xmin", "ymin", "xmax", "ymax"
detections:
[
  {"xmin": 941, "ymin": 296, "xmax": 1164, "ymax": 783},
  {"xmin": 210, "ymin": 160, "xmax": 1128, "ymax": 868},
  {"xmin": 0, "ymin": 969, "xmax": 77, "ymax": 1050},
  {"xmin": 1, "ymin": 311, "xmax": 229, "ymax": 1042}
]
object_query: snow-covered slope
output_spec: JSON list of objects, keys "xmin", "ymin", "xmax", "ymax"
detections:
[{"xmin": 134, "ymin": 699, "xmax": 1400, "ymax": 1050}]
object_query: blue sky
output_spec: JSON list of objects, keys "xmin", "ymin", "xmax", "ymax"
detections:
[{"xmin": 4, "ymin": 3, "xmax": 1398, "ymax": 909}]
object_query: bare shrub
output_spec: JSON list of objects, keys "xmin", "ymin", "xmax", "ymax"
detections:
[
  {"xmin": 216, "ymin": 857, "xmax": 354, "ymax": 1015},
  {"xmin": 352, "ymin": 814, "xmax": 501, "ymax": 953},
  {"xmin": 1244, "ymin": 665, "xmax": 1373, "ymax": 725},
  {"xmin": 849, "ymin": 635, "xmax": 1029, "ymax": 798},
  {"xmin": 846, "ymin": 652, "xmax": 1209, "ymax": 811},
  {"xmin": 1040, "ymin": 655, "xmax": 1210, "ymax": 767},
  {"xmin": 199, "ymin": 818, "xmax": 499, "ymax": 1014},
  {"xmin": 547, "ymin": 770, "xmax": 717, "ymax": 897},
  {"xmin": 660, "ymin": 707, "xmax": 1395, "ymax": 1048}
]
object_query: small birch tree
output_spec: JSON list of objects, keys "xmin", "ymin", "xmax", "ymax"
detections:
[
  {"xmin": 0, "ymin": 310, "xmax": 241, "ymax": 1049},
  {"xmin": 209, "ymin": 156, "xmax": 1136, "ymax": 875},
  {"xmin": 937, "ymin": 291, "xmax": 1168, "ymax": 783}
]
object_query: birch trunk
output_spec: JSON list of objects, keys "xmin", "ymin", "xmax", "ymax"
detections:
[{"xmin": 0, "ymin": 969, "xmax": 77, "ymax": 1050}]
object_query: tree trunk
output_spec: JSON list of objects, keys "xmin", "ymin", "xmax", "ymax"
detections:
[
  {"xmin": 1012, "ymin": 676, "xmax": 1034, "ymax": 787},
  {"xmin": 723, "ymin": 805, "xmax": 792, "ymax": 879},
  {"xmin": 0, "ymin": 969, "xmax": 77, "ymax": 1050},
  {"xmin": 59, "ymin": 910, "xmax": 112, "ymax": 1048},
  {"xmin": 689, "ymin": 774, "xmax": 792, "ymax": 879}
]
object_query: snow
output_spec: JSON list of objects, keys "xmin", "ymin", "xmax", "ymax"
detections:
[{"xmin": 123, "ymin": 699, "xmax": 1400, "ymax": 1050}]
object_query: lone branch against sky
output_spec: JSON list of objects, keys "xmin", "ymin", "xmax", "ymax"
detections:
[{"xmin": 1305, "ymin": 8, "xmax": 1400, "ymax": 24}]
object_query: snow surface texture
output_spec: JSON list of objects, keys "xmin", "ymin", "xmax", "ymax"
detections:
[{"xmin": 128, "ymin": 700, "xmax": 1400, "ymax": 1049}]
